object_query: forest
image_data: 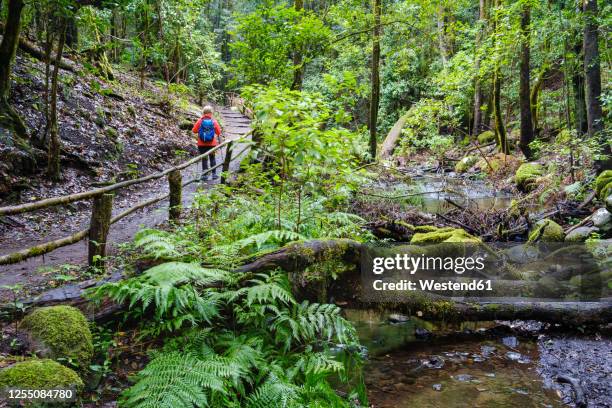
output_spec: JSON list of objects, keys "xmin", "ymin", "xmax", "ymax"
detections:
[{"xmin": 0, "ymin": 0, "xmax": 610, "ymax": 406}]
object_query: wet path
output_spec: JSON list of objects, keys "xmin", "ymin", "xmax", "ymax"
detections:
[{"xmin": 0, "ymin": 106, "xmax": 251, "ymax": 295}]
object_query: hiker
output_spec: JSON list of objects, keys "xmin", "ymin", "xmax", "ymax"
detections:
[{"xmin": 192, "ymin": 105, "xmax": 223, "ymax": 181}]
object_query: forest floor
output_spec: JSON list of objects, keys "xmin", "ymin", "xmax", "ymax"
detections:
[{"xmin": 0, "ymin": 56, "xmax": 252, "ymax": 302}]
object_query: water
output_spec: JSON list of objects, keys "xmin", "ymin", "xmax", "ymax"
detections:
[
  {"xmin": 345, "ymin": 309, "xmax": 564, "ymax": 407},
  {"xmin": 367, "ymin": 174, "xmax": 515, "ymax": 214},
  {"xmin": 413, "ymin": 174, "xmax": 514, "ymax": 213}
]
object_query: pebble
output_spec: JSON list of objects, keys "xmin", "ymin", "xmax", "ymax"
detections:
[
  {"xmin": 432, "ymin": 383, "xmax": 442, "ymax": 391},
  {"xmin": 454, "ymin": 374, "xmax": 475, "ymax": 382},
  {"xmin": 506, "ymin": 351, "xmax": 522, "ymax": 361}
]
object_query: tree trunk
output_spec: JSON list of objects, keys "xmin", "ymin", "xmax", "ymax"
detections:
[
  {"xmin": 154, "ymin": 0, "xmax": 169, "ymax": 84},
  {"xmin": 472, "ymin": 0, "xmax": 487, "ymax": 136},
  {"xmin": 518, "ymin": 4, "xmax": 534, "ymax": 159},
  {"xmin": 65, "ymin": 15, "xmax": 78, "ymax": 49},
  {"xmin": 436, "ymin": 6, "xmax": 449, "ymax": 68},
  {"xmin": 582, "ymin": 0, "xmax": 610, "ymax": 169},
  {"xmin": 0, "ymin": 0, "xmax": 27, "ymax": 140},
  {"xmin": 46, "ymin": 21, "xmax": 67, "ymax": 181},
  {"xmin": 368, "ymin": 0, "xmax": 381, "ymax": 161},
  {"xmin": 290, "ymin": 0, "xmax": 304, "ymax": 90},
  {"xmin": 492, "ymin": 0, "xmax": 508, "ymax": 154}
]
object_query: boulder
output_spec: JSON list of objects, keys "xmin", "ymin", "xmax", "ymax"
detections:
[
  {"xmin": 528, "ymin": 219, "xmax": 565, "ymax": 242},
  {"xmin": 606, "ymin": 194, "xmax": 612, "ymax": 213},
  {"xmin": 515, "ymin": 163, "xmax": 544, "ymax": 192},
  {"xmin": 565, "ymin": 226, "xmax": 598, "ymax": 242},
  {"xmin": 454, "ymin": 155, "xmax": 478, "ymax": 173},
  {"xmin": 0, "ymin": 359, "xmax": 83, "ymax": 392},
  {"xmin": 592, "ymin": 208, "xmax": 611, "ymax": 232},
  {"xmin": 477, "ymin": 130, "xmax": 495, "ymax": 144},
  {"xmin": 19, "ymin": 306, "xmax": 93, "ymax": 369},
  {"xmin": 594, "ymin": 170, "xmax": 612, "ymax": 200}
]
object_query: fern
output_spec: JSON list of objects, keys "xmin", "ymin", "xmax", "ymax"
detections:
[
  {"xmin": 121, "ymin": 352, "xmax": 227, "ymax": 408},
  {"xmin": 271, "ymin": 301, "xmax": 356, "ymax": 351},
  {"xmin": 133, "ymin": 229, "xmax": 181, "ymax": 260},
  {"xmin": 244, "ymin": 373, "xmax": 299, "ymax": 408},
  {"xmin": 90, "ymin": 262, "xmax": 228, "ymax": 332},
  {"xmin": 216, "ymin": 229, "xmax": 306, "ymax": 256}
]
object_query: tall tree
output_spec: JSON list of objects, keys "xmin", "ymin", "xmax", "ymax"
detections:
[
  {"xmin": 472, "ymin": 0, "xmax": 487, "ymax": 136},
  {"xmin": 582, "ymin": 0, "xmax": 602, "ymax": 137},
  {"xmin": 47, "ymin": 19, "xmax": 68, "ymax": 181},
  {"xmin": 518, "ymin": 2, "xmax": 534, "ymax": 159},
  {"xmin": 291, "ymin": 0, "xmax": 304, "ymax": 90},
  {"xmin": 582, "ymin": 0, "xmax": 609, "ymax": 169},
  {"xmin": 491, "ymin": 0, "xmax": 508, "ymax": 154},
  {"xmin": 0, "ymin": 0, "xmax": 27, "ymax": 140},
  {"xmin": 368, "ymin": 0, "xmax": 381, "ymax": 161}
]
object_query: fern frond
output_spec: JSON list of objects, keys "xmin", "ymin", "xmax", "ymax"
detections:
[{"xmin": 121, "ymin": 352, "xmax": 226, "ymax": 408}]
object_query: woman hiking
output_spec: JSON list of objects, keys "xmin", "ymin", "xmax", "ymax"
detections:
[{"xmin": 192, "ymin": 105, "xmax": 223, "ymax": 181}]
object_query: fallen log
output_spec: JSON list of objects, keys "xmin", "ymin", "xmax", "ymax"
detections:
[
  {"xmin": 6, "ymin": 239, "xmax": 612, "ymax": 326},
  {"xmin": 0, "ymin": 25, "xmax": 76, "ymax": 72},
  {"xmin": 380, "ymin": 113, "xmax": 408, "ymax": 159}
]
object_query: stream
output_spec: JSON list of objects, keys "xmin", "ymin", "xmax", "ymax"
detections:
[
  {"xmin": 346, "ymin": 309, "xmax": 611, "ymax": 407},
  {"xmin": 352, "ymin": 173, "xmax": 610, "ymax": 407}
]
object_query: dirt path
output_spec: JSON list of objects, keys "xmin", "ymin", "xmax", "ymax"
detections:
[{"xmin": 0, "ymin": 106, "xmax": 251, "ymax": 299}]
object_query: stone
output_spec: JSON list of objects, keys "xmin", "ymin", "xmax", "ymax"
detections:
[
  {"xmin": 606, "ymin": 195, "xmax": 612, "ymax": 213},
  {"xmin": 515, "ymin": 163, "xmax": 544, "ymax": 192},
  {"xmin": 388, "ymin": 313, "xmax": 410, "ymax": 323},
  {"xmin": 528, "ymin": 219, "xmax": 565, "ymax": 242},
  {"xmin": 477, "ymin": 130, "xmax": 495, "ymax": 144},
  {"xmin": 565, "ymin": 226, "xmax": 598, "ymax": 242},
  {"xmin": 454, "ymin": 155, "xmax": 478, "ymax": 173},
  {"xmin": 432, "ymin": 383, "xmax": 442, "ymax": 391},
  {"xmin": 594, "ymin": 170, "xmax": 612, "ymax": 200},
  {"xmin": 592, "ymin": 208, "xmax": 611, "ymax": 232},
  {"xmin": 506, "ymin": 351, "xmax": 522, "ymax": 361},
  {"xmin": 19, "ymin": 306, "xmax": 94, "ymax": 369},
  {"xmin": 0, "ymin": 359, "xmax": 83, "ymax": 392},
  {"xmin": 454, "ymin": 374, "xmax": 475, "ymax": 382}
]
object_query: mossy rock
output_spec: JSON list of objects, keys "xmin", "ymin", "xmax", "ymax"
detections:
[
  {"xmin": 475, "ymin": 153, "xmax": 519, "ymax": 174},
  {"xmin": 410, "ymin": 227, "xmax": 480, "ymax": 244},
  {"xmin": 515, "ymin": 162, "xmax": 544, "ymax": 192},
  {"xmin": 454, "ymin": 155, "xmax": 478, "ymax": 173},
  {"xmin": 528, "ymin": 219, "xmax": 565, "ymax": 242},
  {"xmin": 19, "ymin": 306, "xmax": 93, "ymax": 369},
  {"xmin": 594, "ymin": 170, "xmax": 612, "ymax": 200},
  {"xmin": 477, "ymin": 130, "xmax": 495, "ymax": 144},
  {"xmin": 0, "ymin": 359, "xmax": 83, "ymax": 392}
]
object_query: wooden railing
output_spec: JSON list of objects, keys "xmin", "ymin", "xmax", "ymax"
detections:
[{"xmin": 0, "ymin": 132, "xmax": 252, "ymax": 268}]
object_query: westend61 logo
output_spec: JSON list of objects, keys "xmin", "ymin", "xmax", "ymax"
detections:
[{"xmin": 360, "ymin": 242, "xmax": 609, "ymax": 302}]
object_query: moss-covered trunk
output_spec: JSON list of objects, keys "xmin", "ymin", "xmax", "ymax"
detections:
[{"xmin": 0, "ymin": 0, "xmax": 27, "ymax": 140}]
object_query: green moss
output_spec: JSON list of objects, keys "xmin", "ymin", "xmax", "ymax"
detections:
[
  {"xmin": 0, "ymin": 359, "xmax": 83, "ymax": 391},
  {"xmin": 19, "ymin": 306, "xmax": 93, "ymax": 369},
  {"xmin": 410, "ymin": 227, "xmax": 480, "ymax": 244},
  {"xmin": 477, "ymin": 130, "xmax": 495, "ymax": 144},
  {"xmin": 515, "ymin": 162, "xmax": 544, "ymax": 192},
  {"xmin": 528, "ymin": 219, "xmax": 565, "ymax": 242},
  {"xmin": 594, "ymin": 170, "xmax": 612, "ymax": 200},
  {"xmin": 454, "ymin": 155, "xmax": 478, "ymax": 173}
]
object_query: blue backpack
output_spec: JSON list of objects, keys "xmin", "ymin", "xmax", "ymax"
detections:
[{"xmin": 198, "ymin": 119, "xmax": 215, "ymax": 143}]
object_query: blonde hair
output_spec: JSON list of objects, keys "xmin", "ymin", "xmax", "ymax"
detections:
[{"xmin": 202, "ymin": 105, "xmax": 214, "ymax": 115}]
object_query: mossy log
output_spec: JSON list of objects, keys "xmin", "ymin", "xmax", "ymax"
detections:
[
  {"xmin": 0, "ymin": 22, "xmax": 75, "ymax": 72},
  {"xmin": 7, "ymin": 239, "xmax": 612, "ymax": 326}
]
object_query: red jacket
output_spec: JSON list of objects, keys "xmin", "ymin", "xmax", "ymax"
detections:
[{"xmin": 192, "ymin": 114, "xmax": 222, "ymax": 147}]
